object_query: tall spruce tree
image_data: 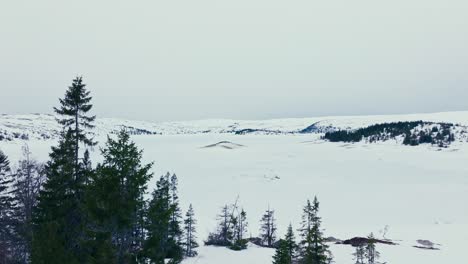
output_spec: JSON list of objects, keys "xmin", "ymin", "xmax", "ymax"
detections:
[
  {"xmin": 88, "ymin": 130, "xmax": 152, "ymax": 264},
  {"xmin": 32, "ymin": 130, "xmax": 84, "ymax": 264},
  {"xmin": 183, "ymin": 204, "xmax": 198, "ymax": 257},
  {"xmin": 145, "ymin": 173, "xmax": 183, "ymax": 264},
  {"xmin": 298, "ymin": 197, "xmax": 331, "ymax": 264},
  {"xmin": 54, "ymin": 76, "xmax": 96, "ymax": 178},
  {"xmin": 260, "ymin": 207, "xmax": 277, "ymax": 247},
  {"xmin": 32, "ymin": 77, "xmax": 97, "ymax": 263}
]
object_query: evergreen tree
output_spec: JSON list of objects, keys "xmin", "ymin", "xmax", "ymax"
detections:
[
  {"xmin": 272, "ymin": 239, "xmax": 291, "ymax": 264},
  {"xmin": 352, "ymin": 245, "xmax": 365, "ymax": 264},
  {"xmin": 0, "ymin": 150, "xmax": 16, "ymax": 263},
  {"xmin": 145, "ymin": 174, "xmax": 170, "ymax": 263},
  {"xmin": 31, "ymin": 131, "xmax": 84, "ymax": 264},
  {"xmin": 237, "ymin": 209, "xmax": 248, "ymax": 241},
  {"xmin": 272, "ymin": 224, "xmax": 297, "ymax": 264},
  {"xmin": 144, "ymin": 173, "xmax": 183, "ymax": 263},
  {"xmin": 217, "ymin": 204, "xmax": 235, "ymax": 246},
  {"xmin": 285, "ymin": 224, "xmax": 297, "ymax": 263},
  {"xmin": 32, "ymin": 77, "xmax": 97, "ymax": 263},
  {"xmin": 364, "ymin": 233, "xmax": 379, "ymax": 264},
  {"xmin": 88, "ymin": 130, "xmax": 152, "ymax": 264},
  {"xmin": 0, "ymin": 150, "xmax": 13, "ymax": 222},
  {"xmin": 298, "ymin": 197, "xmax": 331, "ymax": 264},
  {"xmin": 183, "ymin": 204, "xmax": 198, "ymax": 257},
  {"xmin": 54, "ymin": 76, "xmax": 96, "ymax": 178},
  {"xmin": 205, "ymin": 204, "xmax": 236, "ymax": 247},
  {"xmin": 231, "ymin": 209, "xmax": 248, "ymax": 250},
  {"xmin": 169, "ymin": 174, "xmax": 183, "ymax": 249},
  {"xmin": 260, "ymin": 207, "xmax": 277, "ymax": 247},
  {"xmin": 167, "ymin": 174, "xmax": 183, "ymax": 262},
  {"xmin": 205, "ymin": 198, "xmax": 250, "ymax": 251}
]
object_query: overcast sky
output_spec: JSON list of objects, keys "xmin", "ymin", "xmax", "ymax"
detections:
[{"xmin": 1, "ymin": 0, "xmax": 467, "ymax": 121}]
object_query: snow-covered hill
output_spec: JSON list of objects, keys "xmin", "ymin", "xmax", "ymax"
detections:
[{"xmin": 1, "ymin": 111, "xmax": 468, "ymax": 141}]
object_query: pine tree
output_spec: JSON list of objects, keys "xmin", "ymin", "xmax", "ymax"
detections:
[
  {"xmin": 272, "ymin": 224, "xmax": 297, "ymax": 264},
  {"xmin": 205, "ymin": 204, "xmax": 234, "ymax": 247},
  {"xmin": 53, "ymin": 76, "xmax": 96, "ymax": 178},
  {"xmin": 260, "ymin": 207, "xmax": 277, "ymax": 247},
  {"xmin": 167, "ymin": 174, "xmax": 183, "ymax": 262},
  {"xmin": 217, "ymin": 204, "xmax": 235, "ymax": 246},
  {"xmin": 272, "ymin": 239, "xmax": 291, "ymax": 264},
  {"xmin": 206, "ymin": 199, "xmax": 245, "ymax": 249},
  {"xmin": 144, "ymin": 173, "xmax": 183, "ymax": 263},
  {"xmin": 298, "ymin": 197, "xmax": 331, "ymax": 264},
  {"xmin": 231, "ymin": 209, "xmax": 248, "ymax": 250},
  {"xmin": 364, "ymin": 233, "xmax": 379, "ymax": 264},
  {"xmin": 238, "ymin": 209, "xmax": 248, "ymax": 242},
  {"xmin": 145, "ymin": 174, "xmax": 170, "ymax": 263},
  {"xmin": 285, "ymin": 224, "xmax": 297, "ymax": 263},
  {"xmin": 298, "ymin": 199, "xmax": 314, "ymax": 264},
  {"xmin": 168, "ymin": 174, "xmax": 183, "ymax": 250},
  {"xmin": 352, "ymin": 245, "xmax": 365, "ymax": 264},
  {"xmin": 88, "ymin": 130, "xmax": 153, "ymax": 264},
  {"xmin": 183, "ymin": 204, "xmax": 198, "ymax": 257},
  {"xmin": 31, "ymin": 130, "xmax": 83, "ymax": 264},
  {"xmin": 0, "ymin": 150, "xmax": 16, "ymax": 263}
]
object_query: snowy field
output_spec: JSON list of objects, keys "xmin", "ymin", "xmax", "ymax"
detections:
[{"xmin": 1, "ymin": 113, "xmax": 467, "ymax": 263}]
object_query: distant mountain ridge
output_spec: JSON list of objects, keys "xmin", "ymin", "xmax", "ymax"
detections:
[{"xmin": 1, "ymin": 112, "xmax": 468, "ymax": 143}]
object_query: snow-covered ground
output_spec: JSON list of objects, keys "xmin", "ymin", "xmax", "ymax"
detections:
[{"xmin": 1, "ymin": 112, "xmax": 467, "ymax": 263}]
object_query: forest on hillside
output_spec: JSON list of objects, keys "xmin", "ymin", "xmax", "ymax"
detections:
[{"xmin": 323, "ymin": 121, "xmax": 457, "ymax": 147}]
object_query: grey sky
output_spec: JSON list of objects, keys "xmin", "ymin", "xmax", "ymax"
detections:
[{"xmin": 1, "ymin": 0, "xmax": 467, "ymax": 122}]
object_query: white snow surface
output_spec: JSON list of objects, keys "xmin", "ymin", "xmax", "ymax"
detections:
[{"xmin": 1, "ymin": 111, "xmax": 468, "ymax": 263}]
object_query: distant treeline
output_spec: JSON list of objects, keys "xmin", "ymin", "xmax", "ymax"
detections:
[{"xmin": 323, "ymin": 121, "xmax": 456, "ymax": 147}]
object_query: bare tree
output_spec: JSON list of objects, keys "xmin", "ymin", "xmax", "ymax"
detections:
[{"xmin": 11, "ymin": 145, "xmax": 46, "ymax": 263}]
